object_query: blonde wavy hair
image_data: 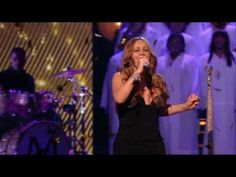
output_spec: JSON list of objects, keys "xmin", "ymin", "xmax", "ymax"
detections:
[{"xmin": 120, "ymin": 37, "xmax": 169, "ymax": 108}]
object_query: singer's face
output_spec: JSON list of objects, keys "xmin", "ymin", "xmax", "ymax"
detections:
[{"xmin": 131, "ymin": 40, "xmax": 150, "ymax": 68}]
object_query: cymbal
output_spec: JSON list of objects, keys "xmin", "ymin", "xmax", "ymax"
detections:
[{"xmin": 53, "ymin": 68, "xmax": 86, "ymax": 78}]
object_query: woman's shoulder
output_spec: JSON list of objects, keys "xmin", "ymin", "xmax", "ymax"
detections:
[{"xmin": 113, "ymin": 71, "xmax": 122, "ymax": 78}]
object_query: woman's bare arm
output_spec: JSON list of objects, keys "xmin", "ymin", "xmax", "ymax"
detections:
[
  {"xmin": 112, "ymin": 72, "xmax": 136, "ymax": 104},
  {"xmin": 160, "ymin": 94, "xmax": 200, "ymax": 116}
]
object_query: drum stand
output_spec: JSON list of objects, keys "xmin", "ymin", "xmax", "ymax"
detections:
[{"xmin": 64, "ymin": 76, "xmax": 92, "ymax": 155}]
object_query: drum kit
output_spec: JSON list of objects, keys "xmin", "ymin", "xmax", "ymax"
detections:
[{"xmin": 0, "ymin": 67, "xmax": 92, "ymax": 155}]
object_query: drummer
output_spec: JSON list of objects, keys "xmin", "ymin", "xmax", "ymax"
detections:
[
  {"xmin": 0, "ymin": 47, "xmax": 35, "ymax": 93},
  {"xmin": 0, "ymin": 47, "xmax": 35, "ymax": 138}
]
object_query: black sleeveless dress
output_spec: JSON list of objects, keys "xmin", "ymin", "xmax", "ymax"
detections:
[{"xmin": 114, "ymin": 95, "xmax": 166, "ymax": 155}]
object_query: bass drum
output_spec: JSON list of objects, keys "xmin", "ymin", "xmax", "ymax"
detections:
[{"xmin": 0, "ymin": 121, "xmax": 70, "ymax": 155}]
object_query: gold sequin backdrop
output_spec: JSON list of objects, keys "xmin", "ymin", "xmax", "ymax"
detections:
[{"xmin": 0, "ymin": 22, "xmax": 93, "ymax": 154}]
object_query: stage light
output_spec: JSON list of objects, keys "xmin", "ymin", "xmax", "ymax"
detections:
[
  {"xmin": 199, "ymin": 118, "xmax": 206, "ymax": 126},
  {"xmin": 0, "ymin": 23, "xmax": 4, "ymax": 29},
  {"xmin": 46, "ymin": 64, "xmax": 52, "ymax": 71},
  {"xmin": 53, "ymin": 29, "xmax": 58, "ymax": 36},
  {"xmin": 66, "ymin": 37, "xmax": 72, "ymax": 45},
  {"xmin": 115, "ymin": 22, "xmax": 122, "ymax": 28},
  {"xmin": 36, "ymin": 79, "xmax": 46, "ymax": 87},
  {"xmin": 41, "ymin": 36, "xmax": 46, "ymax": 44},
  {"xmin": 73, "ymin": 49, "xmax": 77, "ymax": 55}
]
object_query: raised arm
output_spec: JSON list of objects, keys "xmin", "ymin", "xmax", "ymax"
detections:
[
  {"xmin": 112, "ymin": 72, "xmax": 136, "ymax": 104},
  {"xmin": 160, "ymin": 94, "xmax": 200, "ymax": 116}
]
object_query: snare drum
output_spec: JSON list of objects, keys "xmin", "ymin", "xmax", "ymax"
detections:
[{"xmin": 0, "ymin": 121, "xmax": 70, "ymax": 155}]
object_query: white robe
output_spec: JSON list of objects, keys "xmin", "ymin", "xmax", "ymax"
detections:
[
  {"xmin": 198, "ymin": 52, "xmax": 236, "ymax": 154},
  {"xmin": 199, "ymin": 25, "xmax": 236, "ymax": 54},
  {"xmin": 100, "ymin": 51, "xmax": 123, "ymax": 154},
  {"xmin": 114, "ymin": 23, "xmax": 159, "ymax": 54},
  {"xmin": 201, "ymin": 22, "xmax": 211, "ymax": 30},
  {"xmin": 185, "ymin": 22, "xmax": 207, "ymax": 40},
  {"xmin": 154, "ymin": 33, "xmax": 203, "ymax": 58},
  {"xmin": 149, "ymin": 22, "xmax": 207, "ymax": 40},
  {"xmin": 157, "ymin": 53, "xmax": 199, "ymax": 154},
  {"xmin": 146, "ymin": 22, "xmax": 170, "ymax": 39}
]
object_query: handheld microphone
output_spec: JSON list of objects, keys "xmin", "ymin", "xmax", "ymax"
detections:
[
  {"xmin": 143, "ymin": 63, "xmax": 152, "ymax": 89},
  {"xmin": 143, "ymin": 63, "xmax": 149, "ymax": 71}
]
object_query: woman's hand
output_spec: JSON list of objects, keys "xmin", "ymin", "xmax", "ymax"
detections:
[
  {"xmin": 136, "ymin": 57, "xmax": 149, "ymax": 73},
  {"xmin": 184, "ymin": 94, "xmax": 200, "ymax": 110}
]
